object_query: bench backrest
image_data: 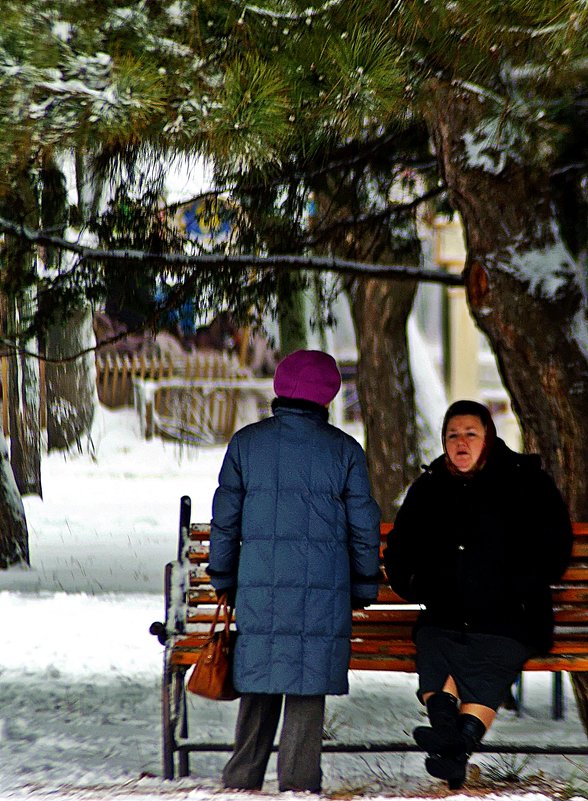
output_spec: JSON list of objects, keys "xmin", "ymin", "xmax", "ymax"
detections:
[{"xmin": 164, "ymin": 497, "xmax": 588, "ymax": 672}]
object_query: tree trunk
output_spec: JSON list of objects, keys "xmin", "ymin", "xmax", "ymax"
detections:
[
  {"xmin": 0, "ymin": 294, "xmax": 29, "ymax": 567},
  {"xmin": 41, "ymin": 156, "xmax": 98, "ymax": 451},
  {"xmin": 425, "ymin": 79, "xmax": 588, "ymax": 733},
  {"xmin": 46, "ymin": 306, "xmax": 97, "ymax": 451},
  {"xmin": 313, "ymin": 177, "xmax": 422, "ymax": 517},
  {"xmin": 3, "ymin": 167, "xmax": 42, "ymax": 498},
  {"xmin": 347, "ymin": 277, "xmax": 420, "ymax": 517},
  {"xmin": 7, "ymin": 291, "xmax": 42, "ymax": 497},
  {"xmin": 0, "ymin": 425, "xmax": 29, "ymax": 566}
]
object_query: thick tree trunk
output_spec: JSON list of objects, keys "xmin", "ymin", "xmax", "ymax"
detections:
[
  {"xmin": 348, "ymin": 277, "xmax": 420, "ymax": 517},
  {"xmin": 313, "ymin": 179, "xmax": 421, "ymax": 517},
  {"xmin": 2, "ymin": 168, "xmax": 42, "ymax": 498},
  {"xmin": 425, "ymin": 79, "xmax": 588, "ymax": 733},
  {"xmin": 40, "ymin": 156, "xmax": 98, "ymax": 451},
  {"xmin": 46, "ymin": 306, "xmax": 97, "ymax": 451}
]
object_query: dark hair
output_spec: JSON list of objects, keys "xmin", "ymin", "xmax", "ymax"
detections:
[{"xmin": 441, "ymin": 400, "xmax": 494, "ymax": 441}]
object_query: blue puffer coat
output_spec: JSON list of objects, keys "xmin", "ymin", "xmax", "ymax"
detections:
[{"xmin": 208, "ymin": 398, "xmax": 381, "ymax": 696}]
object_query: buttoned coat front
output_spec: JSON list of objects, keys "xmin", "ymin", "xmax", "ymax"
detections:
[{"xmin": 208, "ymin": 400, "xmax": 381, "ymax": 695}]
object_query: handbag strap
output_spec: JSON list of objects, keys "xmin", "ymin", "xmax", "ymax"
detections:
[{"xmin": 208, "ymin": 594, "xmax": 234, "ymax": 637}]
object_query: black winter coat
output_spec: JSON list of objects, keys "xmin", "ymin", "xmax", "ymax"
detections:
[{"xmin": 384, "ymin": 439, "xmax": 573, "ymax": 653}]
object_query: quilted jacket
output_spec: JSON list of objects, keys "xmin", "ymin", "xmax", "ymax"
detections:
[{"xmin": 208, "ymin": 398, "xmax": 381, "ymax": 695}]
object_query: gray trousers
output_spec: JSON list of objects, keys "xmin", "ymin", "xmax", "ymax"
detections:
[{"xmin": 222, "ymin": 693, "xmax": 325, "ymax": 792}]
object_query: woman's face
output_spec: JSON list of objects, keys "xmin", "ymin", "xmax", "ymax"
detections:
[{"xmin": 444, "ymin": 414, "xmax": 486, "ymax": 473}]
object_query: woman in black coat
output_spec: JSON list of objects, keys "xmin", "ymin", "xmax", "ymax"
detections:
[{"xmin": 384, "ymin": 400, "xmax": 572, "ymax": 789}]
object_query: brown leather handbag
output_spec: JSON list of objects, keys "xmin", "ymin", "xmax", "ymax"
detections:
[{"xmin": 187, "ymin": 595, "xmax": 240, "ymax": 700}]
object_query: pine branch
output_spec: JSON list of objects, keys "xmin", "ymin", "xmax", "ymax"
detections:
[{"xmin": 0, "ymin": 216, "xmax": 463, "ymax": 286}]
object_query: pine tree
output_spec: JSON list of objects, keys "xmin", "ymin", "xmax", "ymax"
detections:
[{"xmin": 2, "ymin": 1, "xmax": 588, "ymax": 722}]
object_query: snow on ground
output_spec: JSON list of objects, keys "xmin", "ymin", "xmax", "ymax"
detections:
[{"xmin": 0, "ymin": 406, "xmax": 585, "ymax": 800}]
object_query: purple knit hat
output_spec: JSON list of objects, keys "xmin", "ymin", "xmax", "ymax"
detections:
[{"xmin": 273, "ymin": 349, "xmax": 342, "ymax": 406}]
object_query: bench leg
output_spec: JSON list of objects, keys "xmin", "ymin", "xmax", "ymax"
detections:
[
  {"xmin": 552, "ymin": 672, "xmax": 564, "ymax": 720},
  {"xmin": 177, "ymin": 672, "xmax": 190, "ymax": 777},
  {"xmin": 162, "ymin": 659, "xmax": 175, "ymax": 780},
  {"xmin": 515, "ymin": 673, "xmax": 523, "ymax": 717},
  {"xmin": 162, "ymin": 661, "xmax": 191, "ymax": 779}
]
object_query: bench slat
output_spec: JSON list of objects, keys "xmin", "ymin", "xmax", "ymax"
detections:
[
  {"xmin": 349, "ymin": 655, "xmax": 588, "ymax": 672},
  {"xmin": 186, "ymin": 521, "xmax": 588, "ymax": 538},
  {"xmin": 572, "ymin": 523, "xmax": 588, "ymax": 536},
  {"xmin": 171, "ymin": 635, "xmax": 588, "ymax": 671},
  {"xmin": 349, "ymin": 656, "xmax": 417, "ymax": 671},
  {"xmin": 561, "ymin": 567, "xmax": 588, "ymax": 581},
  {"xmin": 554, "ymin": 607, "xmax": 588, "ymax": 622},
  {"xmin": 553, "ymin": 588, "xmax": 588, "ymax": 604}
]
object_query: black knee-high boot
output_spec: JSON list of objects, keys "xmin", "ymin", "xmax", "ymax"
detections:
[
  {"xmin": 413, "ymin": 692, "xmax": 461, "ymax": 754},
  {"xmin": 425, "ymin": 714, "xmax": 486, "ymax": 789}
]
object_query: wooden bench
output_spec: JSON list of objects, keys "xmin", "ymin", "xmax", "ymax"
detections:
[{"xmin": 150, "ymin": 495, "xmax": 588, "ymax": 779}]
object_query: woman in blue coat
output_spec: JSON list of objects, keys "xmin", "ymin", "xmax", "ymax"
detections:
[{"xmin": 207, "ymin": 349, "xmax": 381, "ymax": 793}]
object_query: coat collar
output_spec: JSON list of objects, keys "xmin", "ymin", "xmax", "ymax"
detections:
[{"xmin": 272, "ymin": 396, "xmax": 329, "ymax": 421}]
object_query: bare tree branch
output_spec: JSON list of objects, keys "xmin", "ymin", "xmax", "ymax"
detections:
[
  {"xmin": 0, "ymin": 216, "xmax": 463, "ymax": 286},
  {"xmin": 0, "ymin": 332, "xmax": 129, "ymax": 365},
  {"xmin": 304, "ymin": 186, "xmax": 446, "ymax": 247}
]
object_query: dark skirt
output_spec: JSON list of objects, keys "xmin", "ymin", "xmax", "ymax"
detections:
[{"xmin": 415, "ymin": 626, "xmax": 534, "ymax": 710}]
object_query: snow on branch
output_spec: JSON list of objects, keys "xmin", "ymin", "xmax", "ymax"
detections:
[
  {"xmin": 450, "ymin": 78, "xmax": 505, "ymax": 105},
  {"xmin": 503, "ymin": 21, "xmax": 571, "ymax": 38},
  {"xmin": 231, "ymin": 0, "xmax": 343, "ymax": 22},
  {"xmin": 0, "ymin": 216, "xmax": 464, "ymax": 286}
]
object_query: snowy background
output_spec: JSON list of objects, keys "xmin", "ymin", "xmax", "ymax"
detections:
[{"xmin": 0, "ymin": 405, "xmax": 586, "ymax": 800}]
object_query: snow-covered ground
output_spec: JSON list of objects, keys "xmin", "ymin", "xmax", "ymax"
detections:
[{"xmin": 0, "ymin": 406, "xmax": 586, "ymax": 800}]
